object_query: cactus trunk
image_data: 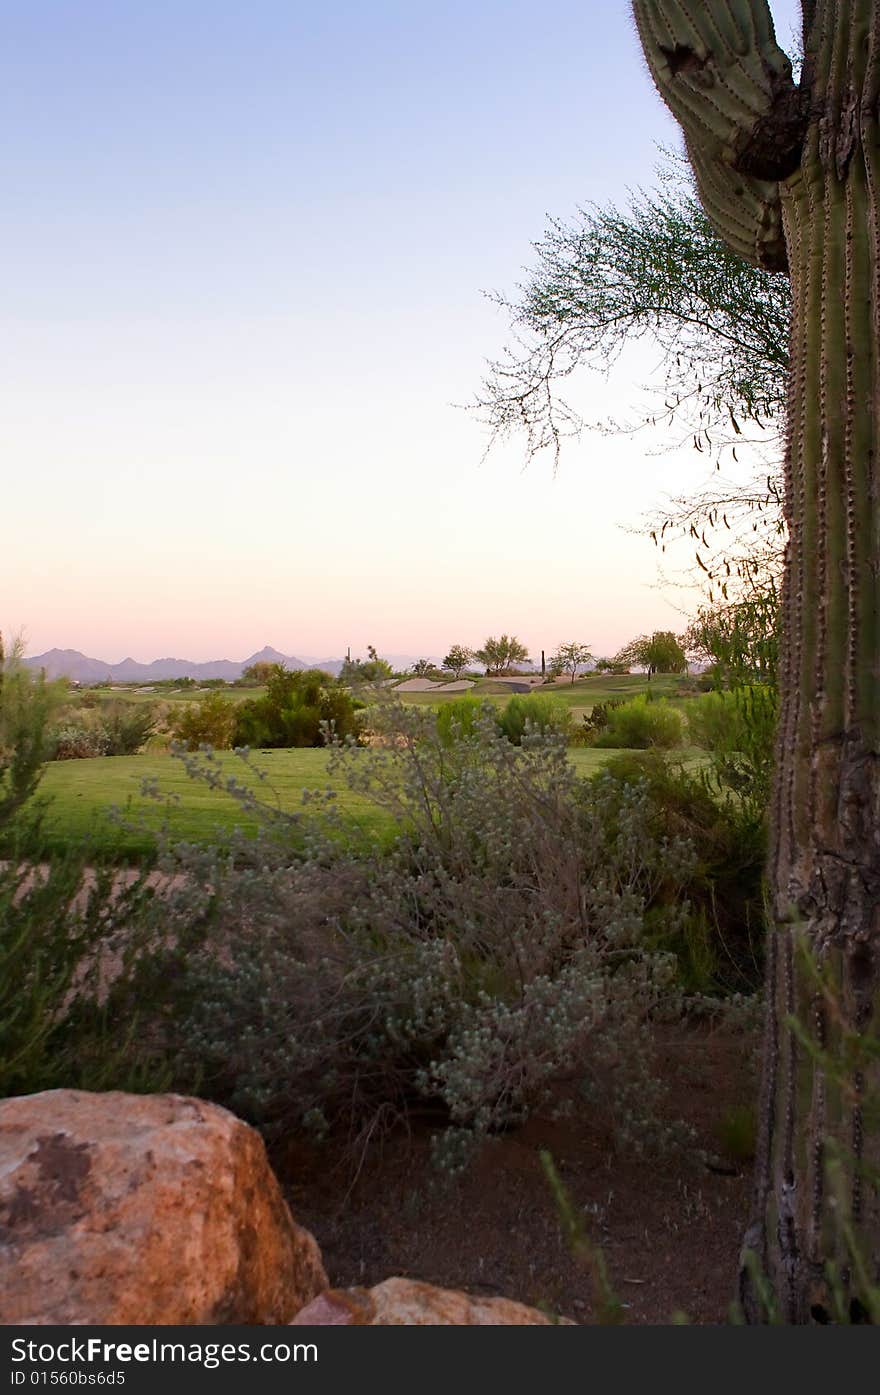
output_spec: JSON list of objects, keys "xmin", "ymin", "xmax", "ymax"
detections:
[{"xmin": 633, "ymin": 0, "xmax": 880, "ymax": 1320}]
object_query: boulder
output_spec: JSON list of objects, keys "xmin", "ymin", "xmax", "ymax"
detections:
[
  {"xmin": 0, "ymin": 1090, "xmax": 327, "ymax": 1325},
  {"xmin": 292, "ymin": 1277, "xmax": 573, "ymax": 1325}
]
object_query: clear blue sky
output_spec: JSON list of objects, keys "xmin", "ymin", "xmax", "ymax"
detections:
[{"xmin": 2, "ymin": 0, "xmax": 803, "ymax": 662}]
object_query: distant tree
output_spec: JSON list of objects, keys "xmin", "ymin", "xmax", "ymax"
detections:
[
  {"xmin": 473, "ymin": 635, "xmax": 530, "ymax": 676},
  {"xmin": 615, "ymin": 631, "xmax": 687, "ymax": 679},
  {"xmin": 592, "ymin": 657, "xmax": 630, "ymax": 675},
  {"xmin": 234, "ymin": 668, "xmax": 360, "ymax": 748},
  {"xmin": 340, "ymin": 647, "xmax": 395, "ymax": 684},
  {"xmin": 549, "ymin": 641, "xmax": 593, "ymax": 684},
  {"xmin": 171, "ymin": 691, "xmax": 238, "ymax": 751},
  {"xmin": 442, "ymin": 645, "xmax": 474, "ymax": 679},
  {"xmin": 239, "ymin": 661, "xmax": 275, "ymax": 686},
  {"xmin": 409, "ymin": 659, "xmax": 438, "ymax": 678}
]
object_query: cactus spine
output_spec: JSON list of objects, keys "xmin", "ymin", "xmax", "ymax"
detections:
[{"xmin": 633, "ymin": 0, "xmax": 880, "ymax": 1321}]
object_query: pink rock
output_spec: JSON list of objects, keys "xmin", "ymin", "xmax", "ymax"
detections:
[
  {"xmin": 293, "ymin": 1278, "xmax": 574, "ymax": 1325},
  {"xmin": 0, "ymin": 1090, "xmax": 327, "ymax": 1325}
]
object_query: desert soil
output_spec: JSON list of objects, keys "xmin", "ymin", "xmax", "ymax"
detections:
[{"xmin": 279, "ymin": 1023, "xmax": 757, "ymax": 1325}]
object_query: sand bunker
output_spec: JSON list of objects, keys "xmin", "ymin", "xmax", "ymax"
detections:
[{"xmin": 394, "ymin": 678, "xmax": 475, "ymax": 693}]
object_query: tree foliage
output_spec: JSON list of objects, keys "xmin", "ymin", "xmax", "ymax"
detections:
[
  {"xmin": 685, "ymin": 591, "xmax": 779, "ymax": 689},
  {"xmin": 171, "ymin": 691, "xmax": 239, "ymax": 751},
  {"xmin": 615, "ymin": 631, "xmax": 687, "ymax": 678},
  {"xmin": 475, "ymin": 169, "xmax": 791, "ymax": 591},
  {"xmin": 473, "ymin": 634, "xmax": 530, "ymax": 676},
  {"xmin": 476, "ymin": 170, "xmax": 789, "ymax": 461},
  {"xmin": 339, "ymin": 645, "xmax": 394, "ymax": 685},
  {"xmin": 549, "ymin": 641, "xmax": 593, "ymax": 683},
  {"xmin": 442, "ymin": 645, "xmax": 474, "ymax": 679},
  {"xmin": 233, "ymin": 667, "xmax": 362, "ymax": 749}
]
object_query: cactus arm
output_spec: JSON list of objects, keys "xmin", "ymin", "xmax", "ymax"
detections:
[
  {"xmin": 633, "ymin": 0, "xmax": 803, "ymax": 172},
  {"xmin": 686, "ymin": 135, "xmax": 788, "ymax": 270},
  {"xmin": 633, "ymin": 0, "xmax": 805, "ymax": 270}
]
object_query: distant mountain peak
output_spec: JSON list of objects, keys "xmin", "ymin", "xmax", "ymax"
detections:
[{"xmin": 23, "ymin": 645, "xmax": 309, "ymax": 683}]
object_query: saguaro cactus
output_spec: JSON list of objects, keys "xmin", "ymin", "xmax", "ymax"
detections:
[{"xmin": 632, "ymin": 1, "xmax": 880, "ymax": 1321}]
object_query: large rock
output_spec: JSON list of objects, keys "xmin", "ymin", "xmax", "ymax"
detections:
[
  {"xmin": 0, "ymin": 1090, "xmax": 327, "ymax": 1325},
  {"xmin": 292, "ymin": 1277, "xmax": 573, "ymax": 1325}
]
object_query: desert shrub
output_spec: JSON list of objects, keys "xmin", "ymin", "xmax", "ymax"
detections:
[
  {"xmin": 171, "ymin": 691, "xmax": 238, "ymax": 751},
  {"xmin": 120, "ymin": 707, "xmax": 698, "ymax": 1170},
  {"xmin": 0, "ymin": 658, "xmax": 167, "ymax": 1096},
  {"xmin": 593, "ymin": 695, "xmax": 683, "ymax": 749},
  {"xmin": 233, "ymin": 667, "xmax": 362, "ymax": 748},
  {"xmin": 688, "ymin": 685, "xmax": 778, "ymax": 817},
  {"xmin": 0, "ymin": 838, "xmax": 166, "ymax": 1097},
  {"xmin": 598, "ymin": 751, "xmax": 766, "ymax": 990},
  {"xmin": 497, "ymin": 692, "xmax": 573, "ymax": 745},
  {"xmin": 52, "ymin": 708, "xmax": 110, "ymax": 759},
  {"xmin": 578, "ymin": 697, "xmax": 626, "ymax": 745},
  {"xmin": 435, "ymin": 694, "xmax": 491, "ymax": 746},
  {"xmin": 50, "ymin": 700, "xmax": 158, "ymax": 759},
  {"xmin": 0, "ymin": 638, "xmax": 65, "ymax": 823},
  {"xmin": 99, "ymin": 701, "xmax": 158, "ymax": 755}
]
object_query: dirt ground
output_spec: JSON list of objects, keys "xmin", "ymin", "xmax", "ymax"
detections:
[{"xmin": 279, "ymin": 1024, "xmax": 759, "ymax": 1325}]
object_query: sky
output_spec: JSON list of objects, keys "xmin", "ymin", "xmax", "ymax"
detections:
[{"xmin": 2, "ymin": 0, "xmax": 803, "ymax": 664}]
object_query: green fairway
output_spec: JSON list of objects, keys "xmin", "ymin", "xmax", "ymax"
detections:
[
  {"xmin": 394, "ymin": 673, "xmax": 683, "ymax": 709},
  {"xmin": 14, "ymin": 744, "xmax": 655, "ymax": 858}
]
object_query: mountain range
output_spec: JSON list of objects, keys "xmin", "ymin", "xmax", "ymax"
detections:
[{"xmin": 21, "ymin": 645, "xmax": 445, "ymax": 683}]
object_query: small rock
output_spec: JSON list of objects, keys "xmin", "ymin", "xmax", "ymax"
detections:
[{"xmin": 292, "ymin": 1277, "xmax": 574, "ymax": 1325}]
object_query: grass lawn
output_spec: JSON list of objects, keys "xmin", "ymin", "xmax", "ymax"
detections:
[{"xmin": 13, "ymin": 744, "xmax": 664, "ymax": 859}]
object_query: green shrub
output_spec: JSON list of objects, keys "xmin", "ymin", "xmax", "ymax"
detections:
[
  {"xmin": 435, "ymin": 695, "xmax": 492, "ymax": 746},
  {"xmin": 687, "ymin": 685, "xmax": 778, "ymax": 816},
  {"xmin": 593, "ymin": 695, "xmax": 683, "ymax": 749},
  {"xmin": 171, "ymin": 691, "xmax": 238, "ymax": 751},
  {"xmin": 496, "ymin": 692, "xmax": 572, "ymax": 745},
  {"xmin": 99, "ymin": 701, "xmax": 157, "ymax": 755},
  {"xmin": 578, "ymin": 697, "xmax": 626, "ymax": 744}
]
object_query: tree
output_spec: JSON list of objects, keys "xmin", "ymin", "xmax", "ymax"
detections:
[
  {"xmin": 549, "ymin": 641, "xmax": 593, "ymax": 684},
  {"xmin": 233, "ymin": 667, "xmax": 360, "ymax": 749},
  {"xmin": 171, "ymin": 691, "xmax": 238, "ymax": 751},
  {"xmin": 339, "ymin": 645, "xmax": 394, "ymax": 685},
  {"xmin": 442, "ymin": 644, "xmax": 474, "ymax": 679},
  {"xmin": 685, "ymin": 591, "xmax": 780, "ymax": 689},
  {"xmin": 615, "ymin": 631, "xmax": 687, "ymax": 679},
  {"xmin": 474, "ymin": 163, "xmax": 791, "ymax": 591},
  {"xmin": 409, "ymin": 659, "xmax": 437, "ymax": 678},
  {"xmin": 238, "ymin": 660, "xmax": 275, "ymax": 686},
  {"xmin": 592, "ymin": 657, "xmax": 630, "ymax": 675},
  {"xmin": 473, "ymin": 635, "xmax": 530, "ymax": 676},
  {"xmin": 634, "ymin": 0, "xmax": 880, "ymax": 1321}
]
